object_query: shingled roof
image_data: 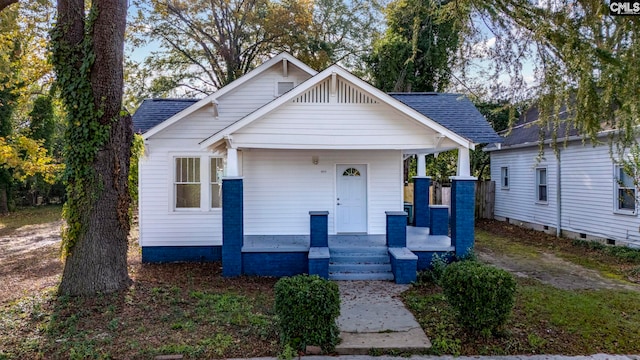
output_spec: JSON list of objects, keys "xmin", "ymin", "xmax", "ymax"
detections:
[
  {"xmin": 389, "ymin": 93, "xmax": 503, "ymax": 144},
  {"xmin": 132, "ymin": 98, "xmax": 199, "ymax": 133},
  {"xmin": 133, "ymin": 93, "xmax": 502, "ymax": 145},
  {"xmin": 491, "ymin": 106, "xmax": 579, "ymax": 150}
]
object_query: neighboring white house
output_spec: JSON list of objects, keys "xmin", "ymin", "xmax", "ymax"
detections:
[
  {"xmin": 487, "ymin": 108, "xmax": 640, "ymax": 248},
  {"xmin": 132, "ymin": 53, "xmax": 501, "ymax": 280}
]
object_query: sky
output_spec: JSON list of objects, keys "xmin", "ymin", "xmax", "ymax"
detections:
[{"xmin": 123, "ymin": 1, "xmax": 539, "ymax": 101}]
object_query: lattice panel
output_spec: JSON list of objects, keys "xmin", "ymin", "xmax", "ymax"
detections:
[
  {"xmin": 293, "ymin": 78, "xmax": 331, "ymax": 103},
  {"xmin": 292, "ymin": 76, "xmax": 379, "ymax": 104},
  {"xmin": 337, "ymin": 78, "xmax": 378, "ymax": 104}
]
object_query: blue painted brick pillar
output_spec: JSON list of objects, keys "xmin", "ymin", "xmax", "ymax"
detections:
[
  {"xmin": 309, "ymin": 211, "xmax": 329, "ymax": 247},
  {"xmin": 413, "ymin": 176, "xmax": 431, "ymax": 227},
  {"xmin": 429, "ymin": 205, "xmax": 449, "ymax": 236},
  {"xmin": 222, "ymin": 177, "xmax": 243, "ymax": 277},
  {"xmin": 450, "ymin": 177, "xmax": 476, "ymax": 258},
  {"xmin": 386, "ymin": 211, "xmax": 407, "ymax": 248}
]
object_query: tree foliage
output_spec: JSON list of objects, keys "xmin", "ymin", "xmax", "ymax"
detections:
[
  {"xmin": 28, "ymin": 95, "xmax": 55, "ymax": 150},
  {"xmin": 366, "ymin": 0, "xmax": 462, "ymax": 92},
  {"xmin": 127, "ymin": 0, "xmax": 379, "ymax": 99},
  {"xmin": 456, "ymin": 0, "xmax": 639, "ymax": 148},
  {"xmin": 0, "ymin": 135, "xmax": 62, "ymax": 183}
]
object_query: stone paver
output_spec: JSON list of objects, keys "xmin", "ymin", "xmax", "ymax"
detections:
[{"xmin": 335, "ymin": 281, "xmax": 431, "ymax": 354}]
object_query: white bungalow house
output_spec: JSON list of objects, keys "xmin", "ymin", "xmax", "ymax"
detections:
[
  {"xmin": 487, "ymin": 107, "xmax": 640, "ymax": 248},
  {"xmin": 132, "ymin": 53, "xmax": 502, "ymax": 282}
]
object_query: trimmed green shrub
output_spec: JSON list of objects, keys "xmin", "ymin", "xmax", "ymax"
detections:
[
  {"xmin": 274, "ymin": 274, "xmax": 340, "ymax": 353},
  {"xmin": 440, "ymin": 261, "xmax": 516, "ymax": 335}
]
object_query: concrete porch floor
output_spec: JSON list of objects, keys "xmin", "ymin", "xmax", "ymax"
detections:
[{"xmin": 242, "ymin": 226, "xmax": 454, "ymax": 252}]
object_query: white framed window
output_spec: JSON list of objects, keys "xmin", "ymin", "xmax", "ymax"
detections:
[
  {"xmin": 615, "ymin": 165, "xmax": 636, "ymax": 214},
  {"xmin": 175, "ymin": 157, "xmax": 201, "ymax": 209},
  {"xmin": 501, "ymin": 167, "xmax": 509, "ymax": 189},
  {"xmin": 210, "ymin": 157, "xmax": 224, "ymax": 208},
  {"xmin": 535, "ymin": 167, "xmax": 547, "ymax": 203},
  {"xmin": 276, "ymin": 81, "xmax": 294, "ymax": 96}
]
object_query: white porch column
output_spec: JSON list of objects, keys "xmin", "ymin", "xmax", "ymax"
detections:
[
  {"xmin": 417, "ymin": 154, "xmax": 426, "ymax": 177},
  {"xmin": 226, "ymin": 148, "xmax": 239, "ymax": 177},
  {"xmin": 456, "ymin": 147, "xmax": 471, "ymax": 177}
]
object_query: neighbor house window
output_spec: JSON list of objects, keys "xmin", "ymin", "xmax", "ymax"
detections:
[
  {"xmin": 175, "ymin": 157, "xmax": 200, "ymax": 208},
  {"xmin": 211, "ymin": 158, "xmax": 223, "ymax": 208},
  {"xmin": 501, "ymin": 167, "xmax": 509, "ymax": 189},
  {"xmin": 615, "ymin": 165, "xmax": 636, "ymax": 213},
  {"xmin": 536, "ymin": 167, "xmax": 547, "ymax": 203}
]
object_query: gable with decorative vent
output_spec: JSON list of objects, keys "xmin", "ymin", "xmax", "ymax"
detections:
[{"xmin": 293, "ymin": 76, "xmax": 378, "ymax": 104}]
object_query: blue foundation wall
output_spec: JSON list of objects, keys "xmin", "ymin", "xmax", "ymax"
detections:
[
  {"xmin": 242, "ymin": 252, "xmax": 308, "ymax": 277},
  {"xmin": 142, "ymin": 246, "xmax": 222, "ymax": 263}
]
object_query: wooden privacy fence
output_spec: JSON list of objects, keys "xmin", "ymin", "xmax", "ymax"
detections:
[
  {"xmin": 403, "ymin": 180, "xmax": 495, "ymax": 220},
  {"xmin": 475, "ymin": 180, "xmax": 495, "ymax": 219}
]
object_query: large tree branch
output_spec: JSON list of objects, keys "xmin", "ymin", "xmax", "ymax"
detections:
[
  {"xmin": 159, "ymin": 34, "xmax": 223, "ymax": 89},
  {"xmin": 0, "ymin": 0, "xmax": 18, "ymax": 12}
]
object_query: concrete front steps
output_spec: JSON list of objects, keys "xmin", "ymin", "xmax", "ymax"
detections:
[{"xmin": 329, "ymin": 246, "xmax": 394, "ymax": 281}]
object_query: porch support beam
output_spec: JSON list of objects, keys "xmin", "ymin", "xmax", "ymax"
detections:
[
  {"xmin": 226, "ymin": 148, "xmax": 239, "ymax": 177},
  {"xmin": 413, "ymin": 176, "xmax": 431, "ymax": 228},
  {"xmin": 457, "ymin": 147, "xmax": 471, "ymax": 177},
  {"xmin": 417, "ymin": 154, "xmax": 426, "ymax": 177},
  {"xmin": 222, "ymin": 177, "xmax": 244, "ymax": 277},
  {"xmin": 450, "ymin": 176, "xmax": 477, "ymax": 258}
]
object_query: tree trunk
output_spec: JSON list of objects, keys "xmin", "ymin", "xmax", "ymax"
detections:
[
  {"xmin": 58, "ymin": 119, "xmax": 132, "ymax": 295},
  {"xmin": 56, "ymin": 0, "xmax": 133, "ymax": 296},
  {"xmin": 0, "ymin": 185, "xmax": 8, "ymax": 215}
]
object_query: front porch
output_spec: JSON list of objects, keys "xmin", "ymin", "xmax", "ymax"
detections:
[
  {"xmin": 241, "ymin": 228, "xmax": 455, "ymax": 281},
  {"xmin": 223, "ymin": 176, "xmax": 476, "ymax": 284}
]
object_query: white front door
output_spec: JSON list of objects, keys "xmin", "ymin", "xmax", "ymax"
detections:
[{"xmin": 336, "ymin": 164, "xmax": 367, "ymax": 233}]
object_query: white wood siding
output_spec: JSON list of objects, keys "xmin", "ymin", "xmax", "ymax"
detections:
[
  {"xmin": 491, "ymin": 147, "xmax": 558, "ymax": 227},
  {"xmin": 242, "ymin": 149, "xmax": 402, "ymax": 235},
  {"xmin": 153, "ymin": 66, "xmax": 312, "ymax": 140},
  {"xmin": 139, "ymin": 64, "xmax": 312, "ymax": 246},
  {"xmin": 138, "ymin": 138, "xmax": 223, "ymax": 247},
  {"xmin": 491, "ymin": 142, "xmax": 640, "ymax": 246},
  {"xmin": 560, "ymin": 143, "xmax": 640, "ymax": 244},
  {"xmin": 232, "ymin": 103, "xmax": 446, "ymax": 149}
]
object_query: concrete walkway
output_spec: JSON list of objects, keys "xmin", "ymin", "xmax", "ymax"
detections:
[{"xmin": 335, "ymin": 281, "xmax": 431, "ymax": 354}]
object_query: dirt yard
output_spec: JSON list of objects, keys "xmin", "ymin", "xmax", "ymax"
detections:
[
  {"xmin": 476, "ymin": 219, "xmax": 640, "ymax": 292},
  {"xmin": 0, "ymin": 220, "xmax": 64, "ymax": 304}
]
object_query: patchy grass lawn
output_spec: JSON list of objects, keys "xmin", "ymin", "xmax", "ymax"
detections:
[
  {"xmin": 476, "ymin": 220, "xmax": 640, "ymax": 283},
  {"xmin": 0, "ymin": 207, "xmax": 280, "ymax": 359},
  {"xmin": 403, "ymin": 220, "xmax": 640, "ymax": 356},
  {"xmin": 1, "ymin": 263, "xmax": 280, "ymax": 359},
  {"xmin": 0, "ymin": 205, "xmax": 63, "ymax": 235},
  {"xmin": 4, "ymin": 211, "xmax": 640, "ymax": 358}
]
